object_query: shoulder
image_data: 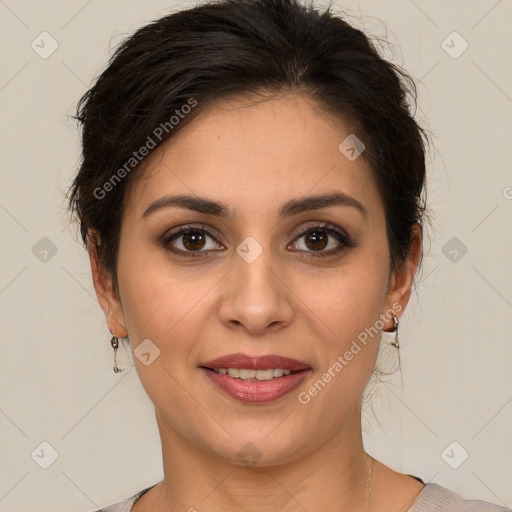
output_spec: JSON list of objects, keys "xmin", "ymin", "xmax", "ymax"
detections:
[
  {"xmin": 408, "ymin": 483, "xmax": 511, "ymax": 512},
  {"xmin": 87, "ymin": 483, "xmax": 158, "ymax": 512}
]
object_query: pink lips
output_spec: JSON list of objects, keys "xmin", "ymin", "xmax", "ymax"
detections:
[{"xmin": 200, "ymin": 353, "xmax": 311, "ymax": 404}]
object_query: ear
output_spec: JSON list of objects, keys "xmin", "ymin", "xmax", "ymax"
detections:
[
  {"xmin": 383, "ymin": 223, "xmax": 422, "ymax": 328},
  {"xmin": 87, "ymin": 231, "xmax": 128, "ymax": 337}
]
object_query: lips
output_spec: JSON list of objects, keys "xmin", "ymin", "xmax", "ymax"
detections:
[
  {"xmin": 201, "ymin": 353, "xmax": 311, "ymax": 372},
  {"xmin": 199, "ymin": 353, "xmax": 312, "ymax": 403}
]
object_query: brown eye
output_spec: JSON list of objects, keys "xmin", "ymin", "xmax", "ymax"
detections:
[
  {"xmin": 163, "ymin": 224, "xmax": 223, "ymax": 257},
  {"xmin": 303, "ymin": 229, "xmax": 329, "ymax": 251},
  {"xmin": 290, "ymin": 223, "xmax": 353, "ymax": 257},
  {"xmin": 181, "ymin": 230, "xmax": 207, "ymax": 251}
]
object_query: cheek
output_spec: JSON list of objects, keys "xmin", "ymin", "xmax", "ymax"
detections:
[
  {"xmin": 116, "ymin": 241, "xmax": 218, "ymax": 356},
  {"xmin": 300, "ymin": 258, "xmax": 388, "ymax": 330},
  {"xmin": 295, "ymin": 261, "xmax": 387, "ymax": 383},
  {"xmin": 300, "ymin": 288, "xmax": 382, "ymax": 419}
]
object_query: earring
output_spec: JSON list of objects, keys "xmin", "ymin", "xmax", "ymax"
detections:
[
  {"xmin": 110, "ymin": 335, "xmax": 134, "ymax": 373},
  {"xmin": 388, "ymin": 313, "xmax": 399, "ymax": 349}
]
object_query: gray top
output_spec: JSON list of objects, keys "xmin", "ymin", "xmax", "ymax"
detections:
[{"xmin": 91, "ymin": 482, "xmax": 511, "ymax": 511}]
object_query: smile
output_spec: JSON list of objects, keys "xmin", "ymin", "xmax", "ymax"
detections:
[
  {"xmin": 200, "ymin": 353, "xmax": 311, "ymax": 404},
  {"xmin": 210, "ymin": 367, "xmax": 293, "ymax": 380}
]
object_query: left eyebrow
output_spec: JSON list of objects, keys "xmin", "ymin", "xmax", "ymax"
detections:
[{"xmin": 142, "ymin": 191, "xmax": 368, "ymax": 220}]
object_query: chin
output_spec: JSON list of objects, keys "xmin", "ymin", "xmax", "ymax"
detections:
[{"xmin": 203, "ymin": 429, "xmax": 310, "ymax": 469}]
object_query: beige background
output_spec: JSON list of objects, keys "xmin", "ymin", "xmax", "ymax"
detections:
[{"xmin": 0, "ymin": 0, "xmax": 511, "ymax": 510}]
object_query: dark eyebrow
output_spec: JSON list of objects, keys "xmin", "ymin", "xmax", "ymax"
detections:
[{"xmin": 142, "ymin": 191, "xmax": 368, "ymax": 219}]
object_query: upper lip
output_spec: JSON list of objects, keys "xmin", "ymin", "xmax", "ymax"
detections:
[{"xmin": 201, "ymin": 353, "xmax": 311, "ymax": 371}]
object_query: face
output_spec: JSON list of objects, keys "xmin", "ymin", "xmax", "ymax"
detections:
[{"xmin": 90, "ymin": 92, "xmax": 420, "ymax": 466}]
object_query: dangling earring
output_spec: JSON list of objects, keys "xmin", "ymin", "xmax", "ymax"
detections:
[
  {"xmin": 388, "ymin": 313, "xmax": 399, "ymax": 349},
  {"xmin": 110, "ymin": 335, "xmax": 134, "ymax": 373}
]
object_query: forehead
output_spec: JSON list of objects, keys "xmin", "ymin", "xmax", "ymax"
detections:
[{"xmin": 123, "ymin": 92, "xmax": 383, "ymax": 224}]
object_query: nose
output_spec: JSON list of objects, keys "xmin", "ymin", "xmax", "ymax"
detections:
[{"xmin": 217, "ymin": 246, "xmax": 294, "ymax": 336}]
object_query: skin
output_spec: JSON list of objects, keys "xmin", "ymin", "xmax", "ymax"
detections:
[{"xmin": 89, "ymin": 92, "xmax": 424, "ymax": 512}]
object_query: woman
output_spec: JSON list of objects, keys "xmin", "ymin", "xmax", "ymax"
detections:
[{"xmin": 67, "ymin": 0, "xmax": 510, "ymax": 510}]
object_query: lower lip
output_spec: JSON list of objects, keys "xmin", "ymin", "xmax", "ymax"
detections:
[{"xmin": 200, "ymin": 367, "xmax": 310, "ymax": 403}]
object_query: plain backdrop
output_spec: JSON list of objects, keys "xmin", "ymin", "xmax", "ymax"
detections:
[{"xmin": 0, "ymin": 0, "xmax": 511, "ymax": 510}]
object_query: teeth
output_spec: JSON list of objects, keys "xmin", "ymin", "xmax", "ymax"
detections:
[
  {"xmin": 239, "ymin": 369, "xmax": 257, "ymax": 379},
  {"xmin": 253, "ymin": 369, "xmax": 273, "ymax": 381},
  {"xmin": 227, "ymin": 368, "xmax": 240, "ymax": 378},
  {"xmin": 213, "ymin": 368, "xmax": 294, "ymax": 380}
]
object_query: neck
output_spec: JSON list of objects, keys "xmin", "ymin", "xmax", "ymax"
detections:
[{"xmin": 147, "ymin": 402, "xmax": 373, "ymax": 512}]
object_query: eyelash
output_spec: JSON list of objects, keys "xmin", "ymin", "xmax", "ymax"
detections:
[{"xmin": 161, "ymin": 222, "xmax": 354, "ymax": 259}]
